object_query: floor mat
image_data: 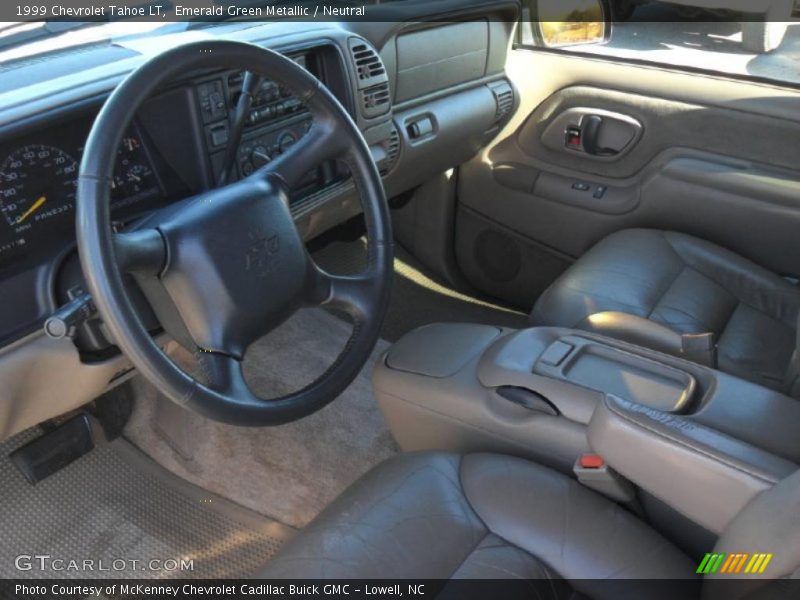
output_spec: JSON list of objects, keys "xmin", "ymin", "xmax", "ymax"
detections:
[
  {"xmin": 0, "ymin": 429, "xmax": 293, "ymax": 579},
  {"xmin": 312, "ymin": 238, "xmax": 530, "ymax": 342},
  {"xmin": 124, "ymin": 309, "xmax": 398, "ymax": 529}
]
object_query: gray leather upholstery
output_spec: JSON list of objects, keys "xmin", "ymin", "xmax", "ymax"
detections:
[
  {"xmin": 261, "ymin": 451, "xmax": 800, "ymax": 597},
  {"xmin": 531, "ymin": 229, "xmax": 800, "ymax": 393},
  {"xmin": 705, "ymin": 469, "xmax": 800, "ymax": 600},
  {"xmin": 588, "ymin": 395, "xmax": 798, "ymax": 535},
  {"xmin": 261, "ymin": 452, "xmax": 699, "ymax": 598}
]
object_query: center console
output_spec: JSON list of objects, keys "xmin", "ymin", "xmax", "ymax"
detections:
[
  {"xmin": 373, "ymin": 323, "xmax": 800, "ymax": 536},
  {"xmin": 192, "ymin": 48, "xmax": 343, "ymax": 196}
]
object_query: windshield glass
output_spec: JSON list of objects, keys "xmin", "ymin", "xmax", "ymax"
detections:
[
  {"xmin": 0, "ymin": 0, "xmax": 392, "ymax": 61},
  {"xmin": 0, "ymin": 21, "xmax": 188, "ymax": 63}
]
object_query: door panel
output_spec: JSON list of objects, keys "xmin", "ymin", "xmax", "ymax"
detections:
[{"xmin": 456, "ymin": 49, "xmax": 800, "ymax": 308}]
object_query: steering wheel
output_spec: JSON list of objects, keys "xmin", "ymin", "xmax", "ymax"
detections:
[{"xmin": 76, "ymin": 40, "xmax": 393, "ymax": 426}]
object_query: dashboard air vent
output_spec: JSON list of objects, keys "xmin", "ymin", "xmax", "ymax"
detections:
[
  {"xmin": 360, "ymin": 82, "xmax": 391, "ymax": 118},
  {"xmin": 386, "ymin": 126, "xmax": 401, "ymax": 162},
  {"xmin": 380, "ymin": 126, "xmax": 401, "ymax": 175},
  {"xmin": 347, "ymin": 37, "xmax": 389, "ymax": 99},
  {"xmin": 350, "ymin": 42, "xmax": 386, "ymax": 81},
  {"xmin": 488, "ymin": 81, "xmax": 515, "ymax": 123}
]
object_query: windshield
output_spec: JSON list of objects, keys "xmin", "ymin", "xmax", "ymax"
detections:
[
  {"xmin": 0, "ymin": 21, "xmax": 189, "ymax": 63},
  {"xmin": 0, "ymin": 0, "xmax": 393, "ymax": 62}
]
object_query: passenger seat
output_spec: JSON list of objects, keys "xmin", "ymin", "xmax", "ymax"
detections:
[{"xmin": 531, "ymin": 229, "xmax": 800, "ymax": 395}]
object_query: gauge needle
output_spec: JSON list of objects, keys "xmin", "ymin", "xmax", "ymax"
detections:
[{"xmin": 16, "ymin": 195, "xmax": 46, "ymax": 224}]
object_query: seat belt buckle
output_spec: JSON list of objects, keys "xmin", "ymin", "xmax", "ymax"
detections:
[
  {"xmin": 680, "ymin": 332, "xmax": 717, "ymax": 369},
  {"xmin": 574, "ymin": 454, "xmax": 635, "ymax": 503}
]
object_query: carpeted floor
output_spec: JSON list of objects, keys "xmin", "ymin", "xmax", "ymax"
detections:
[
  {"xmin": 0, "ymin": 428, "xmax": 293, "ymax": 579},
  {"xmin": 123, "ymin": 240, "xmax": 528, "ymax": 530},
  {"xmin": 124, "ymin": 309, "xmax": 398, "ymax": 529}
]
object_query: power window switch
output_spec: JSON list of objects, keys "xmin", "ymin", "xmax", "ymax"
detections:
[
  {"xmin": 572, "ymin": 182, "xmax": 591, "ymax": 192},
  {"xmin": 593, "ymin": 185, "xmax": 608, "ymax": 199}
]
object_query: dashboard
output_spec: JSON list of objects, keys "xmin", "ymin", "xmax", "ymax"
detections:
[
  {"xmin": 0, "ymin": 16, "xmax": 519, "ymax": 346},
  {"xmin": 0, "ymin": 3, "xmax": 522, "ymax": 440},
  {"xmin": 0, "ymin": 49, "xmax": 335, "ymax": 279},
  {"xmin": 0, "ymin": 45, "xmax": 356, "ymax": 347}
]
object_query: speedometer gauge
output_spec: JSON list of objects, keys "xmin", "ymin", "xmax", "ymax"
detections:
[
  {"xmin": 0, "ymin": 116, "xmax": 169, "ymax": 273},
  {"xmin": 0, "ymin": 145, "xmax": 78, "ymax": 232}
]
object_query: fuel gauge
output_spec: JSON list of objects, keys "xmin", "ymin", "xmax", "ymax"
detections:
[
  {"xmin": 121, "ymin": 136, "xmax": 141, "ymax": 153},
  {"xmin": 110, "ymin": 131, "xmax": 159, "ymax": 207}
]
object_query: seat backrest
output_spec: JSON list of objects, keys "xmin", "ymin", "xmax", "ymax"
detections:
[{"xmin": 703, "ymin": 469, "xmax": 800, "ymax": 600}]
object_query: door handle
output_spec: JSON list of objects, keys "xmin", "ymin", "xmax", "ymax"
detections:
[
  {"xmin": 582, "ymin": 115, "xmax": 619, "ymax": 156},
  {"xmin": 582, "ymin": 115, "xmax": 618, "ymax": 157},
  {"xmin": 560, "ymin": 111, "xmax": 641, "ymax": 158},
  {"xmin": 582, "ymin": 115, "xmax": 604, "ymax": 155}
]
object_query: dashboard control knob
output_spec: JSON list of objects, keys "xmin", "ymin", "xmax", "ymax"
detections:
[
  {"xmin": 277, "ymin": 132, "xmax": 297, "ymax": 154},
  {"xmin": 250, "ymin": 145, "xmax": 271, "ymax": 168}
]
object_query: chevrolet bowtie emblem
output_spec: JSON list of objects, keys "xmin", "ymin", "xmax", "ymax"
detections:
[{"xmin": 245, "ymin": 232, "xmax": 280, "ymax": 277}]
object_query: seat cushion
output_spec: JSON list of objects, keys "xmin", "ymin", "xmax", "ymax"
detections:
[
  {"xmin": 531, "ymin": 229, "xmax": 800, "ymax": 391},
  {"xmin": 259, "ymin": 452, "xmax": 698, "ymax": 599}
]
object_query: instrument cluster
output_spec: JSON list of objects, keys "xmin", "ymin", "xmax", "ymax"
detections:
[{"xmin": 0, "ymin": 118, "xmax": 161, "ymax": 270}]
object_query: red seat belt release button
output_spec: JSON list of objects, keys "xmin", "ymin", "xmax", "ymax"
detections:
[{"xmin": 579, "ymin": 454, "xmax": 605, "ymax": 469}]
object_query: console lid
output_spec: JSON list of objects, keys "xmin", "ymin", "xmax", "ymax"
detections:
[{"xmin": 588, "ymin": 395, "xmax": 797, "ymax": 534}]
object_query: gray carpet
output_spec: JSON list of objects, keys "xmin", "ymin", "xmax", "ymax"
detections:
[
  {"xmin": 0, "ymin": 428, "xmax": 293, "ymax": 579},
  {"xmin": 124, "ymin": 309, "xmax": 397, "ymax": 529},
  {"xmin": 124, "ymin": 241, "xmax": 526, "ymax": 530}
]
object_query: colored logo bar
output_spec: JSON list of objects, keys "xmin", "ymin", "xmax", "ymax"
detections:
[{"xmin": 697, "ymin": 553, "xmax": 773, "ymax": 574}]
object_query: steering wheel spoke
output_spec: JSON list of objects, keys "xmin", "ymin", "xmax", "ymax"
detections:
[
  {"xmin": 113, "ymin": 228, "xmax": 166, "ymax": 275},
  {"xmin": 258, "ymin": 121, "xmax": 344, "ymax": 190},
  {"xmin": 308, "ymin": 263, "xmax": 377, "ymax": 321},
  {"xmin": 196, "ymin": 350, "xmax": 250, "ymax": 397}
]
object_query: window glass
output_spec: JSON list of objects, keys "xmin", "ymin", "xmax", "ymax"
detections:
[{"xmin": 531, "ymin": 2, "xmax": 800, "ymax": 86}]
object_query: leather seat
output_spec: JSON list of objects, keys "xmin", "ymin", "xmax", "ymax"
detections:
[
  {"xmin": 531, "ymin": 229, "xmax": 800, "ymax": 394},
  {"xmin": 262, "ymin": 452, "xmax": 698, "ymax": 597},
  {"xmin": 260, "ymin": 452, "xmax": 800, "ymax": 600}
]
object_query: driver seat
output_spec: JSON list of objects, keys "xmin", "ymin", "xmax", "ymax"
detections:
[{"xmin": 259, "ymin": 452, "xmax": 800, "ymax": 599}]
